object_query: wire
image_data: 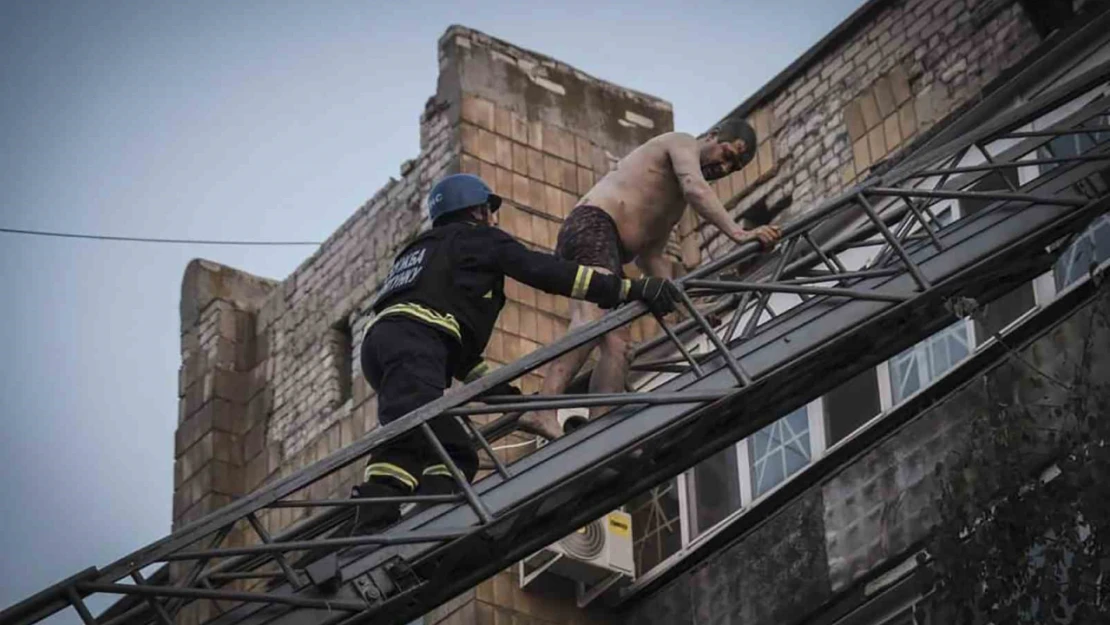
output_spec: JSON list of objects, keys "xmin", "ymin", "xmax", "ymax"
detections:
[{"xmin": 0, "ymin": 226, "xmax": 322, "ymax": 246}]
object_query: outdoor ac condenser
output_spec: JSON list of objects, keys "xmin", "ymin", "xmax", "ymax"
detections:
[{"xmin": 518, "ymin": 510, "xmax": 635, "ymax": 608}]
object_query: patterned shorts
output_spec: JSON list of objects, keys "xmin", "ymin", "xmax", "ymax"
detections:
[{"xmin": 554, "ymin": 205, "xmax": 631, "ymax": 277}]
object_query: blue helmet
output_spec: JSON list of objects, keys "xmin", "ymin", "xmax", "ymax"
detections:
[{"xmin": 426, "ymin": 173, "xmax": 502, "ymax": 222}]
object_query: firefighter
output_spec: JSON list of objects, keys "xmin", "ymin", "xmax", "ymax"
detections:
[{"xmin": 350, "ymin": 173, "xmax": 681, "ymax": 533}]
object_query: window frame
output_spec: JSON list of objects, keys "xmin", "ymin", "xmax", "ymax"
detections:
[{"xmin": 677, "ymin": 396, "xmax": 827, "ymax": 548}]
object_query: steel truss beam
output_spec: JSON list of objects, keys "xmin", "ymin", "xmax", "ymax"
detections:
[{"xmin": 3, "ymin": 56, "xmax": 1110, "ymax": 625}]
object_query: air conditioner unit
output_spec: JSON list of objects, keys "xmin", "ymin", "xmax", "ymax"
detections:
[{"xmin": 518, "ymin": 510, "xmax": 635, "ymax": 608}]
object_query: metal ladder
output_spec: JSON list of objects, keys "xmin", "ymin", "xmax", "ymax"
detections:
[{"xmin": 4, "ymin": 59, "xmax": 1110, "ymax": 625}]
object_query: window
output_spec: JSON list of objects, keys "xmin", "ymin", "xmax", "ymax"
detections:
[
  {"xmin": 900, "ymin": 200, "xmax": 956, "ymax": 247},
  {"xmin": 628, "ymin": 479, "xmax": 682, "ymax": 576},
  {"xmin": 685, "ymin": 445, "xmax": 743, "ymax": 539},
  {"xmin": 881, "ymin": 172, "xmax": 973, "ymax": 407},
  {"xmin": 1035, "ymin": 113, "xmax": 1110, "ymax": 175},
  {"xmin": 1054, "ymin": 213, "xmax": 1110, "ymax": 289},
  {"xmin": 673, "ymin": 400, "xmax": 827, "ymax": 548},
  {"xmin": 824, "ymin": 368, "xmax": 882, "ymax": 446},
  {"xmin": 974, "ymin": 281, "xmax": 1038, "ymax": 339},
  {"xmin": 740, "ymin": 196, "xmax": 780, "ymax": 227},
  {"xmin": 747, "ymin": 407, "xmax": 813, "ymax": 499},
  {"xmin": 888, "ymin": 319, "xmax": 972, "ymax": 405},
  {"xmin": 1017, "ymin": 0, "xmax": 1076, "ymax": 39}
]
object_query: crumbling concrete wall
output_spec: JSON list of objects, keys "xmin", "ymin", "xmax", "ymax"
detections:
[{"xmin": 175, "ymin": 259, "xmax": 277, "ymax": 532}]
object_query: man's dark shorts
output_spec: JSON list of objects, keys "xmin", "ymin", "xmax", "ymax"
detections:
[{"xmin": 555, "ymin": 205, "xmax": 633, "ymax": 277}]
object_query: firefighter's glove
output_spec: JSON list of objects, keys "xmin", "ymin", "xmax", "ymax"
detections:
[{"xmin": 625, "ymin": 277, "xmax": 682, "ymax": 315}]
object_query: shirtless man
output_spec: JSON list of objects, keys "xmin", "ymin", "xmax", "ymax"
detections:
[{"xmin": 524, "ymin": 118, "xmax": 782, "ymax": 439}]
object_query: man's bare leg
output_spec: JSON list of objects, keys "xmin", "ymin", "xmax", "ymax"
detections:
[
  {"xmin": 522, "ymin": 267, "xmax": 611, "ymax": 440},
  {"xmin": 587, "ymin": 323, "xmax": 633, "ymax": 419}
]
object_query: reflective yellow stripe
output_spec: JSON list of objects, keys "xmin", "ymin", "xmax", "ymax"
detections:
[
  {"xmin": 571, "ymin": 266, "xmax": 594, "ymax": 299},
  {"xmin": 464, "ymin": 361, "xmax": 492, "ymax": 383},
  {"xmin": 369, "ymin": 303, "xmax": 462, "ymax": 341},
  {"xmin": 422, "ymin": 465, "xmax": 454, "ymax": 478},
  {"xmin": 620, "ymin": 279, "xmax": 632, "ymax": 301},
  {"xmin": 364, "ymin": 462, "xmax": 418, "ymax": 491}
]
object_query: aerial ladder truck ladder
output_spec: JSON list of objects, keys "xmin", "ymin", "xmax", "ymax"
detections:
[{"xmin": 4, "ymin": 56, "xmax": 1110, "ymax": 625}]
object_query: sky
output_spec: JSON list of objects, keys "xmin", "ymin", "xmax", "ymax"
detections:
[{"xmin": 0, "ymin": 0, "xmax": 865, "ymax": 622}]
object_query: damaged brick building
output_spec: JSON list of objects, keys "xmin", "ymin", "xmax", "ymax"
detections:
[{"xmin": 163, "ymin": 1, "xmax": 1110, "ymax": 625}]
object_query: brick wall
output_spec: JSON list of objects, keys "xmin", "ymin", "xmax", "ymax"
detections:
[
  {"xmin": 693, "ymin": 0, "xmax": 1041, "ymax": 264},
  {"xmin": 175, "ymin": 261, "xmax": 276, "ymax": 530}
]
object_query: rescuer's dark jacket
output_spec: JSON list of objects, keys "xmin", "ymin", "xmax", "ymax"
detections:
[{"xmin": 367, "ymin": 219, "xmax": 627, "ymax": 381}]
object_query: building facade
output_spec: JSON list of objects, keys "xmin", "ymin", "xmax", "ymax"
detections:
[{"xmin": 172, "ymin": 1, "xmax": 1110, "ymax": 624}]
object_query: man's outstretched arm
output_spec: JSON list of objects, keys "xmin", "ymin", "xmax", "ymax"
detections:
[
  {"xmin": 665, "ymin": 134, "xmax": 779, "ymax": 248},
  {"xmin": 478, "ymin": 227, "xmax": 682, "ymax": 314}
]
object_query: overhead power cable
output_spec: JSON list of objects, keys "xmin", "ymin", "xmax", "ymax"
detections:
[{"xmin": 0, "ymin": 226, "xmax": 323, "ymax": 246}]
